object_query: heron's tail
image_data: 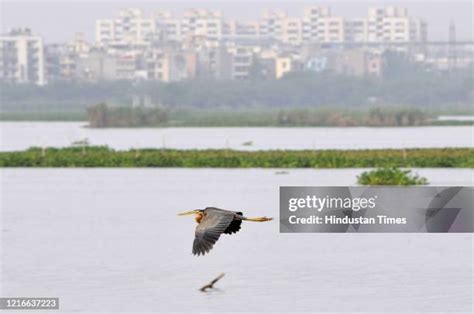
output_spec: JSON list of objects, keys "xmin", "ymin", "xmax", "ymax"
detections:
[{"xmin": 244, "ymin": 216, "xmax": 273, "ymax": 222}]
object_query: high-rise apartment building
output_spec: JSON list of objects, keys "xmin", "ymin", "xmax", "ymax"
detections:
[
  {"xmin": 224, "ymin": 21, "xmax": 260, "ymax": 40},
  {"xmin": 281, "ymin": 18, "xmax": 304, "ymax": 45},
  {"xmin": 303, "ymin": 6, "xmax": 332, "ymax": 42},
  {"xmin": 95, "ymin": 6, "xmax": 427, "ymax": 46},
  {"xmin": 317, "ymin": 16, "xmax": 346, "ymax": 42},
  {"xmin": 0, "ymin": 29, "xmax": 45, "ymax": 85},
  {"xmin": 154, "ymin": 11, "xmax": 182, "ymax": 42},
  {"xmin": 358, "ymin": 6, "xmax": 427, "ymax": 42},
  {"xmin": 96, "ymin": 8, "xmax": 155, "ymax": 47},
  {"xmin": 181, "ymin": 9, "xmax": 223, "ymax": 41},
  {"xmin": 259, "ymin": 10, "xmax": 286, "ymax": 40}
]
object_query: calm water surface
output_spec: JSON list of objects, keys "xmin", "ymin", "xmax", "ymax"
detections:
[
  {"xmin": 1, "ymin": 122, "xmax": 473, "ymax": 151},
  {"xmin": 1, "ymin": 168, "xmax": 473, "ymax": 312},
  {"xmin": 437, "ymin": 115, "xmax": 474, "ymax": 121}
]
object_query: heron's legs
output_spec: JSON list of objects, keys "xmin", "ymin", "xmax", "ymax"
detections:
[{"xmin": 243, "ymin": 216, "xmax": 273, "ymax": 222}]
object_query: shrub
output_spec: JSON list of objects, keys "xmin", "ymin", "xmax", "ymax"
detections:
[
  {"xmin": 357, "ymin": 167, "xmax": 428, "ymax": 185},
  {"xmin": 87, "ymin": 103, "xmax": 169, "ymax": 127}
]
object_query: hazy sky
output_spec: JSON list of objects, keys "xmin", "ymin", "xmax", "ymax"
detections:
[{"xmin": 1, "ymin": 0, "xmax": 472, "ymax": 43}]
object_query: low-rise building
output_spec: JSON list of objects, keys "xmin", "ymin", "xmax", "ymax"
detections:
[
  {"xmin": 228, "ymin": 45, "xmax": 255, "ymax": 80},
  {"xmin": 195, "ymin": 45, "xmax": 232, "ymax": 79},
  {"xmin": 275, "ymin": 56, "xmax": 292, "ymax": 78},
  {"xmin": 146, "ymin": 50, "xmax": 197, "ymax": 82},
  {"xmin": 329, "ymin": 49, "xmax": 384, "ymax": 77}
]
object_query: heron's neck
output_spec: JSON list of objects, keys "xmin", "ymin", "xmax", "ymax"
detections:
[{"xmin": 195, "ymin": 213, "xmax": 203, "ymax": 224}]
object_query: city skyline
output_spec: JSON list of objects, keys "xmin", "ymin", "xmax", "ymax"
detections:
[{"xmin": 1, "ymin": 1, "xmax": 473, "ymax": 43}]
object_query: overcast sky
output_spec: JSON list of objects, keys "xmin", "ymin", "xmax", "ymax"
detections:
[{"xmin": 1, "ymin": 0, "xmax": 472, "ymax": 43}]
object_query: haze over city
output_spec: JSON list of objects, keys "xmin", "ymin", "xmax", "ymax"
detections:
[{"xmin": 1, "ymin": 0, "xmax": 473, "ymax": 43}]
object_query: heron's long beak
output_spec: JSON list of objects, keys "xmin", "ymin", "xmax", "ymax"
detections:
[{"xmin": 178, "ymin": 210, "xmax": 199, "ymax": 216}]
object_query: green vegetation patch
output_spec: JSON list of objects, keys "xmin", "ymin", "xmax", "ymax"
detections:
[
  {"xmin": 357, "ymin": 167, "xmax": 428, "ymax": 185},
  {"xmin": 85, "ymin": 104, "xmax": 471, "ymax": 127},
  {"xmin": 87, "ymin": 103, "xmax": 169, "ymax": 127},
  {"xmin": 0, "ymin": 147, "xmax": 472, "ymax": 168}
]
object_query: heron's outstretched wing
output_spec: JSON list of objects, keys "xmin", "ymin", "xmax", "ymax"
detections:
[
  {"xmin": 193, "ymin": 208, "xmax": 235, "ymax": 256},
  {"xmin": 224, "ymin": 211, "xmax": 243, "ymax": 234}
]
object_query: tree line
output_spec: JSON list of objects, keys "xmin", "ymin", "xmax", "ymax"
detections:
[{"xmin": 1, "ymin": 54, "xmax": 472, "ymax": 111}]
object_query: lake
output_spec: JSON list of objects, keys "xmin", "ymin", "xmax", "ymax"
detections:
[
  {"xmin": 1, "ymin": 122, "xmax": 473, "ymax": 151},
  {"xmin": 437, "ymin": 115, "xmax": 474, "ymax": 122},
  {"xmin": 1, "ymin": 168, "xmax": 473, "ymax": 312}
]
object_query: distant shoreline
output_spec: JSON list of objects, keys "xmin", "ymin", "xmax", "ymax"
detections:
[{"xmin": 1, "ymin": 111, "xmax": 473, "ymax": 127}]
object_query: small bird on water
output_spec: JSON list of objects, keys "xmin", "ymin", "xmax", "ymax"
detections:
[{"xmin": 178, "ymin": 207, "xmax": 273, "ymax": 256}]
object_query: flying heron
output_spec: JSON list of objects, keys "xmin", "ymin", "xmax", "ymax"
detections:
[{"xmin": 178, "ymin": 207, "xmax": 273, "ymax": 256}]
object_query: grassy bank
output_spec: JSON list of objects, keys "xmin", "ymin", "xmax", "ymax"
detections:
[
  {"xmin": 87, "ymin": 104, "xmax": 474, "ymax": 127},
  {"xmin": 0, "ymin": 147, "xmax": 472, "ymax": 168},
  {"xmin": 2, "ymin": 107, "xmax": 473, "ymax": 126},
  {"xmin": 0, "ymin": 111, "xmax": 86, "ymax": 121}
]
